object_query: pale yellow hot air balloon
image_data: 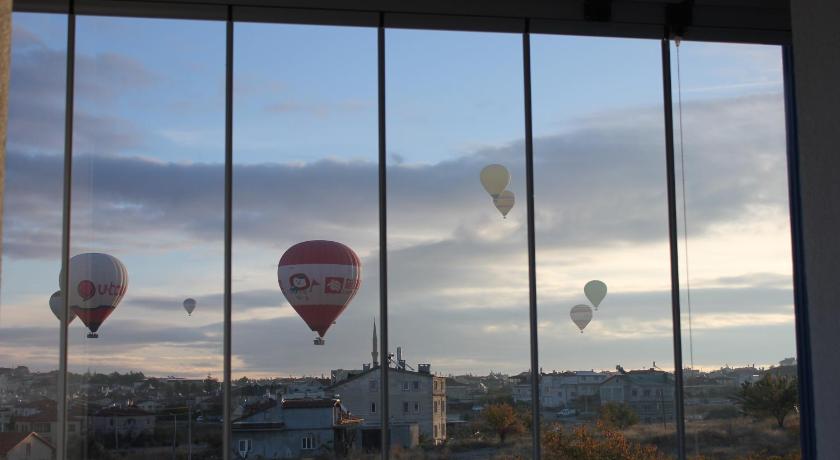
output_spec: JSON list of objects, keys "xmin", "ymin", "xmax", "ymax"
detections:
[
  {"xmin": 480, "ymin": 164, "xmax": 510, "ymax": 199},
  {"xmin": 493, "ymin": 190, "xmax": 515, "ymax": 218}
]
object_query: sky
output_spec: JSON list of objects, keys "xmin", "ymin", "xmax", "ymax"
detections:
[{"xmin": 0, "ymin": 13, "xmax": 794, "ymax": 379}]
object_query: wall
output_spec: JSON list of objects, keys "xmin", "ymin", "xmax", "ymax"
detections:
[{"xmin": 790, "ymin": 1, "xmax": 840, "ymax": 458}]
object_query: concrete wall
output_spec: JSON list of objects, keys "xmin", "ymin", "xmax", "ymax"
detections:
[{"xmin": 789, "ymin": 1, "xmax": 840, "ymax": 458}]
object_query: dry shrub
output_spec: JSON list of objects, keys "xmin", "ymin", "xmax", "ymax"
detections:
[{"xmin": 542, "ymin": 421, "xmax": 667, "ymax": 460}]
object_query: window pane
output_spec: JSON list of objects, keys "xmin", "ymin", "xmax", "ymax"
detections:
[
  {"xmin": 0, "ymin": 11, "xmax": 66, "ymax": 446},
  {"xmin": 386, "ymin": 29, "xmax": 530, "ymax": 456},
  {"xmin": 532, "ymin": 35, "xmax": 677, "ymax": 456},
  {"xmin": 232, "ymin": 23, "xmax": 378, "ymax": 459},
  {"xmin": 67, "ymin": 16, "xmax": 225, "ymax": 459},
  {"xmin": 671, "ymin": 41, "xmax": 799, "ymax": 458}
]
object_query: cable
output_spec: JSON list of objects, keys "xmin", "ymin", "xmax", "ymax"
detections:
[{"xmin": 675, "ymin": 38, "xmax": 696, "ymax": 371}]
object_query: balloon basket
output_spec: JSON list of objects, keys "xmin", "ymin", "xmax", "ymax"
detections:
[
  {"xmin": 87, "ymin": 332, "xmax": 99, "ymax": 339},
  {"xmin": 313, "ymin": 337, "xmax": 325, "ymax": 346}
]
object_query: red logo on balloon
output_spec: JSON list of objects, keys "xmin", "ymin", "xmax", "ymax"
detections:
[{"xmin": 78, "ymin": 280, "xmax": 96, "ymax": 300}]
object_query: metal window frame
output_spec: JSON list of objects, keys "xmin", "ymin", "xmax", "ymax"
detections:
[{"xmin": 24, "ymin": 2, "xmax": 812, "ymax": 460}]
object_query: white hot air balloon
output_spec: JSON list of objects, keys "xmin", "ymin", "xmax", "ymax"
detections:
[
  {"xmin": 480, "ymin": 164, "xmax": 510, "ymax": 199},
  {"xmin": 570, "ymin": 304, "xmax": 593, "ymax": 333},
  {"xmin": 62, "ymin": 253, "xmax": 128, "ymax": 339},
  {"xmin": 584, "ymin": 280, "xmax": 608, "ymax": 310},
  {"xmin": 49, "ymin": 290, "xmax": 76, "ymax": 324},
  {"xmin": 493, "ymin": 190, "xmax": 515, "ymax": 218},
  {"xmin": 183, "ymin": 298, "xmax": 197, "ymax": 316}
]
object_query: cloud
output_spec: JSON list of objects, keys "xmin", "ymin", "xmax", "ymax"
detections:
[{"xmin": 7, "ymin": 25, "xmax": 155, "ymax": 156}]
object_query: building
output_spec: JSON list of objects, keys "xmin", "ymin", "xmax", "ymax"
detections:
[
  {"xmin": 540, "ymin": 371, "xmax": 610, "ymax": 412},
  {"xmin": 12, "ymin": 401, "xmax": 84, "ymax": 445},
  {"xmin": 90, "ymin": 406, "xmax": 155, "ymax": 440},
  {"xmin": 600, "ymin": 370, "xmax": 675, "ymax": 424},
  {"xmin": 232, "ymin": 397, "xmax": 362, "ymax": 459},
  {"xmin": 0, "ymin": 432, "xmax": 54, "ymax": 460},
  {"xmin": 329, "ymin": 366, "xmax": 446, "ymax": 447}
]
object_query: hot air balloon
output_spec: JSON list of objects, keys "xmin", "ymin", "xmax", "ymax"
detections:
[
  {"xmin": 493, "ymin": 190, "xmax": 515, "ymax": 218},
  {"xmin": 278, "ymin": 240, "xmax": 361, "ymax": 345},
  {"xmin": 480, "ymin": 164, "xmax": 510, "ymax": 199},
  {"xmin": 570, "ymin": 304, "xmax": 593, "ymax": 333},
  {"xmin": 584, "ymin": 280, "xmax": 608, "ymax": 310},
  {"xmin": 63, "ymin": 253, "xmax": 128, "ymax": 338},
  {"xmin": 49, "ymin": 290, "xmax": 76, "ymax": 324},
  {"xmin": 183, "ymin": 298, "xmax": 197, "ymax": 316}
]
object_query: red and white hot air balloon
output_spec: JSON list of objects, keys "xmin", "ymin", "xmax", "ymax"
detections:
[
  {"xmin": 63, "ymin": 253, "xmax": 128, "ymax": 339},
  {"xmin": 278, "ymin": 240, "xmax": 361, "ymax": 345}
]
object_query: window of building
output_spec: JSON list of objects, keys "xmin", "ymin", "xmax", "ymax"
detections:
[
  {"xmin": 412, "ymin": 381, "xmax": 420, "ymax": 391},
  {"xmin": 644, "ymin": 389, "xmax": 651, "ymax": 397},
  {"xmin": 403, "ymin": 402, "xmax": 409, "ymax": 414},
  {"xmin": 370, "ymin": 402, "xmax": 376, "ymax": 413},
  {"xmin": 414, "ymin": 402, "xmax": 420, "ymax": 413},
  {"xmin": 434, "ymin": 424, "xmax": 439, "ymax": 438},
  {"xmin": 369, "ymin": 380, "xmax": 378, "ymax": 392},
  {"xmin": 238, "ymin": 439, "xmax": 251, "ymax": 453},
  {"xmin": 301, "ymin": 435, "xmax": 314, "ymax": 450},
  {"xmin": 402, "ymin": 382, "xmax": 410, "ymax": 391}
]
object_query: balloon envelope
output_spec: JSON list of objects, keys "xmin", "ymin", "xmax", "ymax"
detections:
[
  {"xmin": 584, "ymin": 280, "xmax": 608, "ymax": 309},
  {"xmin": 62, "ymin": 253, "xmax": 128, "ymax": 337},
  {"xmin": 570, "ymin": 304, "xmax": 593, "ymax": 333},
  {"xmin": 480, "ymin": 164, "xmax": 510, "ymax": 198},
  {"xmin": 49, "ymin": 290, "xmax": 76, "ymax": 324},
  {"xmin": 278, "ymin": 240, "xmax": 361, "ymax": 338},
  {"xmin": 183, "ymin": 298, "xmax": 197, "ymax": 315},
  {"xmin": 493, "ymin": 190, "xmax": 515, "ymax": 218}
]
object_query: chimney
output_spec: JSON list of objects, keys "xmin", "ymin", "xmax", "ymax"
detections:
[
  {"xmin": 418, "ymin": 364, "xmax": 431, "ymax": 374},
  {"xmin": 397, "ymin": 347, "xmax": 406, "ymax": 370}
]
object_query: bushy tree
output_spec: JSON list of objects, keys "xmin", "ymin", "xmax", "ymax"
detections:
[
  {"xmin": 482, "ymin": 403, "xmax": 525, "ymax": 444},
  {"xmin": 542, "ymin": 422, "xmax": 665, "ymax": 460},
  {"xmin": 599, "ymin": 402, "xmax": 639, "ymax": 430},
  {"xmin": 733, "ymin": 374, "xmax": 798, "ymax": 428}
]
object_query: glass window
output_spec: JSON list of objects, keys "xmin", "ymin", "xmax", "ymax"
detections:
[
  {"xmin": 386, "ymin": 27, "xmax": 529, "ymax": 455},
  {"xmin": 67, "ymin": 15, "xmax": 225, "ymax": 459},
  {"xmin": 671, "ymin": 41, "xmax": 799, "ymax": 459},
  {"xmin": 532, "ymin": 35, "xmax": 675, "ymax": 455},
  {"xmin": 1, "ymin": 13, "xmax": 66, "ymax": 448}
]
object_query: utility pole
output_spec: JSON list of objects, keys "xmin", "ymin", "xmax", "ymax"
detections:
[
  {"xmin": 188, "ymin": 402, "xmax": 193, "ymax": 460},
  {"xmin": 172, "ymin": 413, "xmax": 177, "ymax": 460}
]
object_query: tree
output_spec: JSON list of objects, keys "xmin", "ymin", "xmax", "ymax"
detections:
[
  {"xmin": 733, "ymin": 374, "xmax": 798, "ymax": 428},
  {"xmin": 482, "ymin": 403, "xmax": 525, "ymax": 444},
  {"xmin": 599, "ymin": 402, "xmax": 639, "ymax": 430}
]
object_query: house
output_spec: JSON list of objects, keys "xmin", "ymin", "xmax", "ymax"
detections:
[
  {"xmin": 12, "ymin": 401, "xmax": 84, "ymax": 444},
  {"xmin": 540, "ymin": 371, "xmax": 610, "ymax": 411},
  {"xmin": 232, "ymin": 397, "xmax": 362, "ymax": 459},
  {"xmin": 600, "ymin": 370, "xmax": 675, "ymax": 424},
  {"xmin": 0, "ymin": 432, "xmax": 54, "ymax": 460},
  {"xmin": 510, "ymin": 372, "xmax": 532, "ymax": 404},
  {"xmin": 328, "ymin": 366, "xmax": 446, "ymax": 447},
  {"xmin": 90, "ymin": 406, "xmax": 155, "ymax": 440}
]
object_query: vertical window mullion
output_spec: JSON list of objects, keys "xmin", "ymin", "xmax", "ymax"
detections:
[
  {"xmin": 522, "ymin": 19, "xmax": 541, "ymax": 460},
  {"xmin": 223, "ymin": 6, "xmax": 234, "ymax": 460},
  {"xmin": 57, "ymin": 4, "xmax": 76, "ymax": 460},
  {"xmin": 377, "ymin": 12, "xmax": 390, "ymax": 460},
  {"xmin": 660, "ymin": 37, "xmax": 687, "ymax": 460}
]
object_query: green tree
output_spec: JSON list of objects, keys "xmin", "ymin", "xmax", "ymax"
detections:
[
  {"xmin": 482, "ymin": 403, "xmax": 525, "ymax": 444},
  {"xmin": 733, "ymin": 374, "xmax": 798, "ymax": 428},
  {"xmin": 599, "ymin": 402, "xmax": 639, "ymax": 430}
]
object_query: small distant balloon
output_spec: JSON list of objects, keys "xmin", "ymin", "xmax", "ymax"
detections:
[
  {"xmin": 49, "ymin": 291, "xmax": 76, "ymax": 324},
  {"xmin": 584, "ymin": 280, "xmax": 608, "ymax": 310},
  {"xmin": 570, "ymin": 304, "xmax": 593, "ymax": 333},
  {"xmin": 493, "ymin": 190, "xmax": 515, "ymax": 218},
  {"xmin": 480, "ymin": 164, "xmax": 510, "ymax": 199},
  {"xmin": 183, "ymin": 298, "xmax": 197, "ymax": 316}
]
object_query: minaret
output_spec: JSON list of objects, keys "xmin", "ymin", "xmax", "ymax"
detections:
[{"xmin": 372, "ymin": 319, "xmax": 379, "ymax": 367}]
